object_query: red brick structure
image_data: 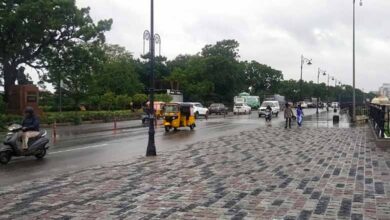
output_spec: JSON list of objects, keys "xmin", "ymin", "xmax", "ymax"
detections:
[{"xmin": 7, "ymin": 85, "xmax": 42, "ymax": 116}]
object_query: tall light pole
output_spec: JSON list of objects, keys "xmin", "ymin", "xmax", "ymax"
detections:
[
  {"xmin": 317, "ymin": 68, "xmax": 326, "ymax": 114},
  {"xmin": 324, "ymin": 73, "xmax": 334, "ymax": 111},
  {"xmin": 353, "ymin": 0, "xmax": 363, "ymax": 122},
  {"xmin": 146, "ymin": 0, "xmax": 157, "ymax": 157},
  {"xmin": 300, "ymin": 55, "xmax": 312, "ymax": 102}
]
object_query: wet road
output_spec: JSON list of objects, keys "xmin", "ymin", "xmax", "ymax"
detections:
[{"xmin": 0, "ymin": 109, "xmax": 340, "ymax": 186}]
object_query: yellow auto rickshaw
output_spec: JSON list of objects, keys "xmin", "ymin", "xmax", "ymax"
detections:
[{"xmin": 163, "ymin": 103, "xmax": 196, "ymax": 132}]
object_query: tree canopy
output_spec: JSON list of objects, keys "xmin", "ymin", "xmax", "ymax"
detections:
[
  {"xmin": 0, "ymin": 0, "xmax": 371, "ymax": 111},
  {"xmin": 0, "ymin": 0, "xmax": 112, "ymax": 101}
]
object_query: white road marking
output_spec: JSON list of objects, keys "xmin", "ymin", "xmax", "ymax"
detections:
[{"xmin": 50, "ymin": 144, "xmax": 108, "ymax": 154}]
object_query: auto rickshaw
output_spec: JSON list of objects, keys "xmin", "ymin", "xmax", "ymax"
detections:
[{"xmin": 163, "ymin": 103, "xmax": 196, "ymax": 132}]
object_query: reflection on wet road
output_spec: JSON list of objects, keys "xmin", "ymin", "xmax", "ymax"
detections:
[{"xmin": 0, "ymin": 109, "xmax": 346, "ymax": 186}]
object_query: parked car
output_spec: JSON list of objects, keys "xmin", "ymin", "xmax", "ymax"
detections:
[
  {"xmin": 208, "ymin": 103, "xmax": 228, "ymax": 115},
  {"xmin": 233, "ymin": 103, "xmax": 251, "ymax": 115},
  {"xmin": 331, "ymin": 102, "xmax": 339, "ymax": 108},
  {"xmin": 307, "ymin": 102, "xmax": 316, "ymax": 108},
  {"xmin": 187, "ymin": 102, "xmax": 209, "ymax": 118},
  {"xmin": 299, "ymin": 101, "xmax": 308, "ymax": 108},
  {"xmin": 259, "ymin": 101, "xmax": 280, "ymax": 117}
]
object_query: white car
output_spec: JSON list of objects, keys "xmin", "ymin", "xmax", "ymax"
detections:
[
  {"xmin": 259, "ymin": 101, "xmax": 280, "ymax": 117},
  {"xmin": 233, "ymin": 103, "xmax": 252, "ymax": 115},
  {"xmin": 188, "ymin": 102, "xmax": 209, "ymax": 118},
  {"xmin": 331, "ymin": 102, "xmax": 339, "ymax": 108},
  {"xmin": 299, "ymin": 102, "xmax": 308, "ymax": 108}
]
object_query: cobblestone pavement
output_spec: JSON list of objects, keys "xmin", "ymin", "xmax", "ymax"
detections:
[{"xmin": 1, "ymin": 127, "xmax": 389, "ymax": 220}]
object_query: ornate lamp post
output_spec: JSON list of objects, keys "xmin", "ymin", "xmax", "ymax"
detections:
[
  {"xmin": 143, "ymin": 31, "xmax": 161, "ymax": 56},
  {"xmin": 300, "ymin": 55, "xmax": 312, "ymax": 101},
  {"xmin": 145, "ymin": 0, "xmax": 158, "ymax": 157},
  {"xmin": 323, "ymin": 72, "xmax": 334, "ymax": 111}
]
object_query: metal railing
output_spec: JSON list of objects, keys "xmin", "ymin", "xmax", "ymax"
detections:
[
  {"xmin": 340, "ymin": 102, "xmax": 368, "ymax": 119},
  {"xmin": 369, "ymin": 104, "xmax": 389, "ymax": 138}
]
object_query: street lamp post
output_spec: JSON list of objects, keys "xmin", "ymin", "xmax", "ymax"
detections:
[
  {"xmin": 317, "ymin": 68, "xmax": 326, "ymax": 114},
  {"xmin": 146, "ymin": 0, "xmax": 157, "ymax": 157},
  {"xmin": 324, "ymin": 73, "xmax": 334, "ymax": 111},
  {"xmin": 353, "ymin": 0, "xmax": 363, "ymax": 122},
  {"xmin": 300, "ymin": 55, "xmax": 312, "ymax": 102}
]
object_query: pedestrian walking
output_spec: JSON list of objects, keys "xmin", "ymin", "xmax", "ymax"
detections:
[
  {"xmin": 284, "ymin": 103, "xmax": 294, "ymax": 129},
  {"xmin": 297, "ymin": 104, "xmax": 304, "ymax": 127}
]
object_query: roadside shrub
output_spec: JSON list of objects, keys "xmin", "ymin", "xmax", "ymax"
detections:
[
  {"xmin": 116, "ymin": 95, "xmax": 132, "ymax": 110},
  {"xmin": 0, "ymin": 110, "xmax": 143, "ymax": 129},
  {"xmin": 0, "ymin": 114, "xmax": 23, "ymax": 129},
  {"xmin": 39, "ymin": 110, "xmax": 142, "ymax": 125},
  {"xmin": 101, "ymin": 92, "xmax": 116, "ymax": 110},
  {"xmin": 88, "ymin": 95, "xmax": 102, "ymax": 110},
  {"xmin": 71, "ymin": 114, "xmax": 82, "ymax": 125},
  {"xmin": 132, "ymin": 94, "xmax": 148, "ymax": 108}
]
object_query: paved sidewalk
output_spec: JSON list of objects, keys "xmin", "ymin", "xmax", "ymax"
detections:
[{"xmin": 1, "ymin": 127, "xmax": 389, "ymax": 220}]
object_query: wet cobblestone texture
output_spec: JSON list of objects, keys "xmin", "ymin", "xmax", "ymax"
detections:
[{"xmin": 1, "ymin": 127, "xmax": 390, "ymax": 219}]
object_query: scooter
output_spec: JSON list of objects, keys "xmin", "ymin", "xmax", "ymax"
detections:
[
  {"xmin": 0, "ymin": 124, "xmax": 49, "ymax": 165},
  {"xmin": 265, "ymin": 109, "xmax": 272, "ymax": 122}
]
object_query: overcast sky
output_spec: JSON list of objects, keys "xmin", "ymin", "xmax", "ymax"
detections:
[{"xmin": 76, "ymin": 0, "xmax": 390, "ymax": 92}]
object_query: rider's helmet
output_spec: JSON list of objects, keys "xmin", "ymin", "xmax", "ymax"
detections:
[{"xmin": 24, "ymin": 106, "xmax": 34, "ymax": 116}]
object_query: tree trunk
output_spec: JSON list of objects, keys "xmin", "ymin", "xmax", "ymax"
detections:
[{"xmin": 2, "ymin": 61, "xmax": 18, "ymax": 103}]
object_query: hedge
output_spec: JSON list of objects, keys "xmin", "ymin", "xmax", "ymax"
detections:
[{"xmin": 0, "ymin": 110, "xmax": 142, "ymax": 129}]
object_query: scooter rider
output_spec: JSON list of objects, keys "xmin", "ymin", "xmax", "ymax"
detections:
[
  {"xmin": 265, "ymin": 105, "xmax": 272, "ymax": 121},
  {"xmin": 21, "ymin": 107, "xmax": 40, "ymax": 150}
]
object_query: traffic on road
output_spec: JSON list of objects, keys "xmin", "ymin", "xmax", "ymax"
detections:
[{"xmin": 0, "ymin": 107, "xmax": 341, "ymax": 186}]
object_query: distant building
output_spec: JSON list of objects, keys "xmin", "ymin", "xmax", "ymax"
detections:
[{"xmin": 379, "ymin": 83, "xmax": 390, "ymax": 98}]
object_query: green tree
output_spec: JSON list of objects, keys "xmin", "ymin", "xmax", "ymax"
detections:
[
  {"xmin": 138, "ymin": 54, "xmax": 169, "ymax": 88},
  {"xmin": 88, "ymin": 95, "xmax": 102, "ymax": 110},
  {"xmin": 0, "ymin": 0, "xmax": 112, "ymax": 102},
  {"xmin": 155, "ymin": 94, "xmax": 173, "ymax": 103},
  {"xmin": 47, "ymin": 44, "xmax": 105, "ymax": 107},
  {"xmin": 101, "ymin": 92, "xmax": 116, "ymax": 110},
  {"xmin": 39, "ymin": 90, "xmax": 56, "ymax": 112},
  {"xmin": 91, "ymin": 45, "xmax": 143, "ymax": 96},
  {"xmin": 174, "ymin": 40, "xmax": 246, "ymax": 103},
  {"xmin": 0, "ymin": 95, "xmax": 5, "ymax": 114},
  {"xmin": 243, "ymin": 61, "xmax": 283, "ymax": 95},
  {"xmin": 116, "ymin": 95, "xmax": 132, "ymax": 110},
  {"xmin": 201, "ymin": 39, "xmax": 240, "ymax": 58},
  {"xmin": 278, "ymin": 80, "xmax": 300, "ymax": 102}
]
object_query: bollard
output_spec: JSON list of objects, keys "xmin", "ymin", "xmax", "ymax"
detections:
[{"xmin": 333, "ymin": 115, "xmax": 340, "ymax": 124}]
